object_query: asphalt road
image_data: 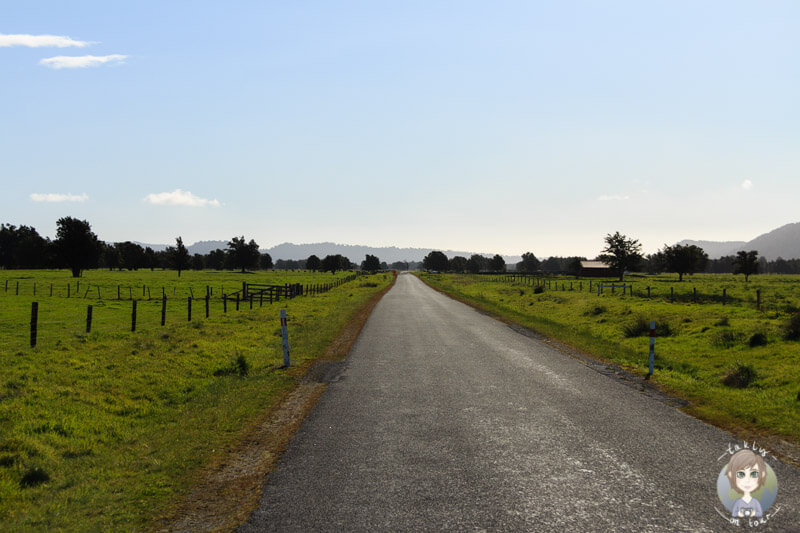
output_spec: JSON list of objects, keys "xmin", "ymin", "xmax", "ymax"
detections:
[{"xmin": 240, "ymin": 273, "xmax": 799, "ymax": 532}]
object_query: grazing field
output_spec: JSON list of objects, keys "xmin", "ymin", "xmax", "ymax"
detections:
[
  {"xmin": 420, "ymin": 272, "xmax": 800, "ymax": 450},
  {"xmin": 0, "ymin": 268, "xmax": 393, "ymax": 531}
]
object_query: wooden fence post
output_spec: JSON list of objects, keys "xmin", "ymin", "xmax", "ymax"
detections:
[
  {"xmin": 722, "ymin": 288, "xmax": 727, "ymax": 306},
  {"xmin": 205, "ymin": 294, "xmax": 210, "ymax": 318},
  {"xmin": 86, "ymin": 305, "xmax": 93, "ymax": 333},
  {"xmin": 30, "ymin": 302, "xmax": 38, "ymax": 348},
  {"xmin": 188, "ymin": 297, "xmax": 192, "ymax": 322},
  {"xmin": 223, "ymin": 294, "xmax": 228, "ymax": 313},
  {"xmin": 757, "ymin": 289, "xmax": 761, "ymax": 310},
  {"xmin": 131, "ymin": 300, "xmax": 137, "ymax": 332},
  {"xmin": 161, "ymin": 296, "xmax": 167, "ymax": 326}
]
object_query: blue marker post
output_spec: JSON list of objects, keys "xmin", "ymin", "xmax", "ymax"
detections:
[
  {"xmin": 647, "ymin": 320, "xmax": 655, "ymax": 379},
  {"xmin": 280, "ymin": 309, "xmax": 290, "ymax": 367}
]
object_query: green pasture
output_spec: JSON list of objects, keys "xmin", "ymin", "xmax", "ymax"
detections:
[
  {"xmin": 0, "ymin": 268, "xmax": 393, "ymax": 531},
  {"xmin": 420, "ymin": 272, "xmax": 800, "ymax": 447}
]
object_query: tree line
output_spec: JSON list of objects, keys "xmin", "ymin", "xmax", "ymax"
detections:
[
  {"xmin": 0, "ymin": 218, "xmax": 399, "ymax": 278},
  {"xmin": 422, "ymin": 232, "xmax": 775, "ymax": 282}
]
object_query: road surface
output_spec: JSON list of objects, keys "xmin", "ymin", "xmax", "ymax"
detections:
[{"xmin": 240, "ymin": 273, "xmax": 799, "ymax": 531}]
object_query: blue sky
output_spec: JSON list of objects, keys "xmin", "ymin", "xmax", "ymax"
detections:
[{"xmin": 2, "ymin": 1, "xmax": 798, "ymax": 258}]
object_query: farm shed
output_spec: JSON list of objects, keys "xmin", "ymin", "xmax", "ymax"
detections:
[{"xmin": 580, "ymin": 260, "xmax": 613, "ymax": 277}]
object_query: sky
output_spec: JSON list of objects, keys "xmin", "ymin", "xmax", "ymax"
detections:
[{"xmin": 2, "ymin": 1, "xmax": 798, "ymax": 259}]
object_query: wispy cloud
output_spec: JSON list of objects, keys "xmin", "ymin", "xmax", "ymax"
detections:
[
  {"xmin": 741, "ymin": 179, "xmax": 753, "ymax": 191},
  {"xmin": 30, "ymin": 192, "xmax": 89, "ymax": 203},
  {"xmin": 144, "ymin": 189, "xmax": 221, "ymax": 207},
  {"xmin": 597, "ymin": 194, "xmax": 630, "ymax": 201},
  {"xmin": 0, "ymin": 33, "xmax": 93, "ymax": 48},
  {"xmin": 39, "ymin": 54, "xmax": 127, "ymax": 69}
]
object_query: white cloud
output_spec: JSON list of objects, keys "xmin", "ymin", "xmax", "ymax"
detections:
[
  {"xmin": 741, "ymin": 179, "xmax": 753, "ymax": 190},
  {"xmin": 144, "ymin": 189, "xmax": 221, "ymax": 207},
  {"xmin": 30, "ymin": 192, "xmax": 89, "ymax": 203},
  {"xmin": 0, "ymin": 33, "xmax": 93, "ymax": 48},
  {"xmin": 597, "ymin": 194, "xmax": 630, "ymax": 201},
  {"xmin": 39, "ymin": 54, "xmax": 127, "ymax": 69}
]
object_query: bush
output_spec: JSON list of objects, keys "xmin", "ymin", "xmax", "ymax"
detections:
[
  {"xmin": 748, "ymin": 332, "xmax": 768, "ymax": 347},
  {"xmin": 711, "ymin": 329, "xmax": 744, "ymax": 348},
  {"xmin": 784, "ymin": 312, "xmax": 800, "ymax": 340},
  {"xmin": 622, "ymin": 316, "xmax": 672, "ymax": 338},
  {"xmin": 214, "ymin": 355, "xmax": 250, "ymax": 377},
  {"xmin": 20, "ymin": 466, "xmax": 50, "ymax": 488},
  {"xmin": 722, "ymin": 362, "xmax": 758, "ymax": 388}
]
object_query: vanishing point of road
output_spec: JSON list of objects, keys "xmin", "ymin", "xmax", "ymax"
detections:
[{"xmin": 240, "ymin": 273, "xmax": 799, "ymax": 532}]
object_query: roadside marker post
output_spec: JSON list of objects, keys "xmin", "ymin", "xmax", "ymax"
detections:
[
  {"xmin": 280, "ymin": 309, "xmax": 290, "ymax": 367},
  {"xmin": 647, "ymin": 320, "xmax": 655, "ymax": 379}
]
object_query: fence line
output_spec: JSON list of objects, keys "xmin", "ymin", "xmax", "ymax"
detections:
[
  {"xmin": 1, "ymin": 273, "xmax": 363, "ymax": 350},
  {"xmin": 463, "ymin": 273, "xmax": 793, "ymax": 312}
]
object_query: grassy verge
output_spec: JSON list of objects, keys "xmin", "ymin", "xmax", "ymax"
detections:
[
  {"xmin": 419, "ymin": 273, "xmax": 800, "ymax": 452},
  {"xmin": 0, "ymin": 269, "xmax": 394, "ymax": 531}
]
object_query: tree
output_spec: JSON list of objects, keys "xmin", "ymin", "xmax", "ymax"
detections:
[
  {"xmin": 321, "ymin": 254, "xmax": 349, "ymax": 274},
  {"xmin": 227, "ymin": 236, "xmax": 260, "ymax": 273},
  {"xmin": 361, "ymin": 254, "xmax": 381, "ymax": 273},
  {"xmin": 117, "ymin": 241, "xmax": 146, "ymax": 270},
  {"xmin": 598, "ymin": 231, "xmax": 642, "ymax": 281},
  {"xmin": 517, "ymin": 252, "xmax": 541, "ymax": 273},
  {"xmin": 423, "ymin": 251, "xmax": 448, "ymax": 272},
  {"xmin": 448, "ymin": 256, "xmax": 468, "ymax": 273},
  {"xmin": 466, "ymin": 254, "xmax": 487, "ymax": 273},
  {"xmin": 306, "ymin": 254, "xmax": 321, "ymax": 272},
  {"xmin": 0, "ymin": 224, "xmax": 50, "ymax": 269},
  {"xmin": 660, "ymin": 244, "xmax": 708, "ymax": 281},
  {"xmin": 489, "ymin": 254, "xmax": 506, "ymax": 272},
  {"xmin": 260, "ymin": 252, "xmax": 273, "ymax": 270},
  {"xmin": 733, "ymin": 250, "xmax": 759, "ymax": 282},
  {"xmin": 166, "ymin": 236, "xmax": 190, "ymax": 276},
  {"xmin": 54, "ymin": 217, "xmax": 102, "ymax": 277}
]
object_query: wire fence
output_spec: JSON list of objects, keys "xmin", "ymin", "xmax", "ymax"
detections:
[
  {"xmin": 465, "ymin": 273, "xmax": 800, "ymax": 313},
  {"xmin": 0, "ymin": 274, "xmax": 361, "ymax": 352}
]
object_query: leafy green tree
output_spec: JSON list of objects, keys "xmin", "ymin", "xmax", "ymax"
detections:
[
  {"xmin": 361, "ymin": 254, "xmax": 381, "ymax": 273},
  {"xmin": 448, "ymin": 256, "xmax": 468, "ymax": 272},
  {"xmin": 489, "ymin": 254, "xmax": 506, "ymax": 272},
  {"xmin": 165, "ymin": 237, "xmax": 190, "ymax": 276},
  {"xmin": 191, "ymin": 253, "xmax": 205, "ymax": 270},
  {"xmin": 466, "ymin": 254, "xmax": 487, "ymax": 273},
  {"xmin": 117, "ymin": 241, "xmax": 146, "ymax": 270},
  {"xmin": 227, "ymin": 236, "xmax": 260, "ymax": 273},
  {"xmin": 733, "ymin": 250, "xmax": 759, "ymax": 282},
  {"xmin": 260, "ymin": 252, "xmax": 273, "ymax": 270},
  {"xmin": 54, "ymin": 217, "xmax": 102, "ymax": 278},
  {"xmin": 205, "ymin": 249, "xmax": 226, "ymax": 270},
  {"xmin": 660, "ymin": 244, "xmax": 708, "ymax": 281},
  {"xmin": 423, "ymin": 251, "xmax": 448, "ymax": 272},
  {"xmin": 598, "ymin": 231, "xmax": 642, "ymax": 281},
  {"xmin": 517, "ymin": 252, "xmax": 541, "ymax": 273},
  {"xmin": 306, "ymin": 254, "xmax": 321, "ymax": 272},
  {"xmin": 321, "ymin": 254, "xmax": 349, "ymax": 274}
]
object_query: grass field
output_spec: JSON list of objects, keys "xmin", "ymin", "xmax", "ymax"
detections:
[
  {"xmin": 420, "ymin": 272, "xmax": 800, "ymax": 451},
  {"xmin": 0, "ymin": 268, "xmax": 393, "ymax": 531}
]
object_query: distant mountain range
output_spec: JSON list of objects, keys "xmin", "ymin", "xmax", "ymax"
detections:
[
  {"xmin": 678, "ymin": 222, "xmax": 800, "ymax": 260},
  {"xmin": 133, "ymin": 240, "xmax": 521, "ymax": 264},
  {"xmin": 131, "ymin": 221, "xmax": 800, "ymax": 264}
]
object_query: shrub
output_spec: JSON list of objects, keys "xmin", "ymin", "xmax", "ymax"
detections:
[
  {"xmin": 711, "ymin": 329, "xmax": 744, "ymax": 348},
  {"xmin": 784, "ymin": 312, "xmax": 800, "ymax": 340},
  {"xmin": 214, "ymin": 355, "xmax": 250, "ymax": 377},
  {"xmin": 20, "ymin": 466, "xmax": 50, "ymax": 488},
  {"xmin": 622, "ymin": 316, "xmax": 671, "ymax": 338},
  {"xmin": 748, "ymin": 332, "xmax": 768, "ymax": 347},
  {"xmin": 722, "ymin": 363, "xmax": 758, "ymax": 388}
]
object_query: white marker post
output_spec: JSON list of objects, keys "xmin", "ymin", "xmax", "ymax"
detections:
[
  {"xmin": 280, "ymin": 309, "xmax": 290, "ymax": 367},
  {"xmin": 647, "ymin": 320, "xmax": 655, "ymax": 378}
]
